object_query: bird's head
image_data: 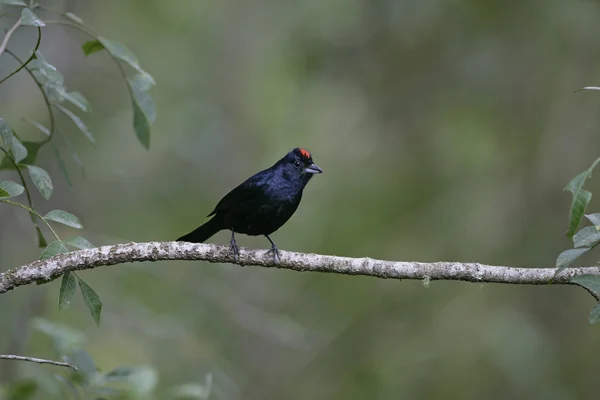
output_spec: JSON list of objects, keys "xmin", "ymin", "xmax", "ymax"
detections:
[{"xmin": 284, "ymin": 147, "xmax": 323, "ymax": 176}]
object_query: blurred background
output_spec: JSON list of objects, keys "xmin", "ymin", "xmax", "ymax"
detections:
[{"xmin": 2, "ymin": 0, "xmax": 600, "ymax": 398}]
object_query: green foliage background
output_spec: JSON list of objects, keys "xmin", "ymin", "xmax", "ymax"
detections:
[{"xmin": 3, "ymin": 0, "xmax": 600, "ymax": 398}]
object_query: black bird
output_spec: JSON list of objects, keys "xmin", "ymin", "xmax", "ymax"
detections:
[{"xmin": 177, "ymin": 147, "xmax": 323, "ymax": 262}]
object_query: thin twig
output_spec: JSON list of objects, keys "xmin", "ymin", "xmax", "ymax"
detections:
[
  {"xmin": 0, "ymin": 241, "xmax": 599, "ymax": 296},
  {"xmin": 0, "ymin": 26, "xmax": 41, "ymax": 85},
  {"xmin": 4, "ymin": 49, "xmax": 56, "ymax": 142},
  {"xmin": 0, "ymin": 354, "xmax": 78, "ymax": 371},
  {"xmin": 0, "ymin": 199, "xmax": 61, "ymax": 241},
  {"xmin": 0, "ymin": 18, "xmax": 22, "ymax": 60}
]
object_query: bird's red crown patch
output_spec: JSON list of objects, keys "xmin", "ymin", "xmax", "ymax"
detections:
[{"xmin": 299, "ymin": 148, "xmax": 311, "ymax": 159}]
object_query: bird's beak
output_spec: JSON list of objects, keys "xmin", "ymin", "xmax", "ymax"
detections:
[{"xmin": 305, "ymin": 163, "xmax": 323, "ymax": 174}]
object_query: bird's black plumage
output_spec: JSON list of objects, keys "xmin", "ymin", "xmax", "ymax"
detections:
[{"xmin": 177, "ymin": 147, "xmax": 322, "ymax": 262}]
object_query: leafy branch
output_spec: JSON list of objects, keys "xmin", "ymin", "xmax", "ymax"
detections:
[{"xmin": 0, "ymin": 1, "xmax": 156, "ymax": 326}]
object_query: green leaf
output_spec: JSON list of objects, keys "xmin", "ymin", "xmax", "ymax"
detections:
[
  {"xmin": 78, "ymin": 277, "xmax": 102, "ymax": 327},
  {"xmin": 58, "ymin": 128, "xmax": 84, "ymax": 171},
  {"xmin": 572, "ymin": 274, "xmax": 600, "ymax": 297},
  {"xmin": 40, "ymin": 241, "xmax": 69, "ymax": 259},
  {"xmin": 0, "ymin": 180, "xmax": 24, "ymax": 198},
  {"xmin": 43, "ymin": 209, "xmax": 83, "ymax": 229},
  {"xmin": 567, "ymin": 190, "xmax": 592, "ymax": 238},
  {"xmin": 82, "ymin": 39, "xmax": 104, "ymax": 56},
  {"xmin": 0, "ymin": 141, "xmax": 43, "ymax": 169},
  {"xmin": 22, "ymin": 118, "xmax": 50, "ymax": 136},
  {"xmin": 30, "ymin": 52, "xmax": 63, "ymax": 86},
  {"xmin": 564, "ymin": 157, "xmax": 600, "ymax": 237},
  {"xmin": 32, "ymin": 318, "xmax": 86, "ymax": 354},
  {"xmin": 26, "ymin": 164, "xmax": 53, "ymax": 200},
  {"xmin": 105, "ymin": 366, "xmax": 136, "ymax": 381},
  {"xmin": 59, "ymin": 272, "xmax": 77, "ymax": 309},
  {"xmin": 130, "ymin": 72, "xmax": 155, "ymax": 91},
  {"xmin": 52, "ymin": 145, "xmax": 72, "ymax": 187},
  {"xmin": 36, "ymin": 226, "xmax": 47, "ymax": 248},
  {"xmin": 0, "ymin": 0, "xmax": 27, "ymax": 5},
  {"xmin": 65, "ymin": 236, "xmax": 94, "ymax": 249},
  {"xmin": 64, "ymin": 91, "xmax": 91, "ymax": 113},
  {"xmin": 53, "ymin": 104, "xmax": 95, "ymax": 144},
  {"xmin": 589, "ymin": 302, "xmax": 600, "ymax": 324},
  {"xmin": 586, "ymin": 213, "xmax": 600, "ymax": 226},
  {"xmin": 98, "ymin": 37, "xmax": 144, "ymax": 73},
  {"xmin": 0, "ymin": 187, "xmax": 8, "ymax": 197},
  {"xmin": 0, "ymin": 117, "xmax": 27, "ymax": 163},
  {"xmin": 67, "ymin": 349, "xmax": 97, "ymax": 378},
  {"xmin": 555, "ymin": 248, "xmax": 589, "ymax": 275},
  {"xmin": 65, "ymin": 12, "xmax": 83, "ymax": 24},
  {"xmin": 20, "ymin": 8, "xmax": 45, "ymax": 26},
  {"xmin": 573, "ymin": 226, "xmax": 600, "ymax": 248},
  {"xmin": 129, "ymin": 74, "xmax": 156, "ymax": 149}
]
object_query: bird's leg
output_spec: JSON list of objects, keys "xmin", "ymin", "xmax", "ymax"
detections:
[
  {"xmin": 229, "ymin": 230, "xmax": 240, "ymax": 260},
  {"xmin": 265, "ymin": 235, "xmax": 280, "ymax": 263}
]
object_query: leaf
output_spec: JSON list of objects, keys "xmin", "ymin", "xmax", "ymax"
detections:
[
  {"xmin": 64, "ymin": 91, "xmax": 91, "ymax": 113},
  {"xmin": 98, "ymin": 37, "xmax": 144, "ymax": 73},
  {"xmin": 22, "ymin": 118, "xmax": 50, "ymax": 136},
  {"xmin": 0, "ymin": 0, "xmax": 27, "ymax": 5},
  {"xmin": 127, "ymin": 366, "xmax": 158, "ymax": 395},
  {"xmin": 58, "ymin": 128, "xmax": 84, "ymax": 172},
  {"xmin": 105, "ymin": 366, "xmax": 136, "ymax": 381},
  {"xmin": 36, "ymin": 226, "xmax": 47, "ymax": 248},
  {"xmin": 53, "ymin": 104, "xmax": 95, "ymax": 144},
  {"xmin": 0, "ymin": 180, "xmax": 24, "ymax": 198},
  {"xmin": 585, "ymin": 213, "xmax": 600, "ymax": 226},
  {"xmin": 26, "ymin": 164, "xmax": 53, "ymax": 200},
  {"xmin": 82, "ymin": 40, "xmax": 104, "ymax": 56},
  {"xmin": 0, "ymin": 188, "xmax": 8, "ymax": 197},
  {"xmin": 78, "ymin": 277, "xmax": 102, "ymax": 327},
  {"xmin": 129, "ymin": 74, "xmax": 156, "ymax": 149},
  {"xmin": 65, "ymin": 236, "xmax": 94, "ymax": 249},
  {"xmin": 555, "ymin": 248, "xmax": 590, "ymax": 275},
  {"xmin": 65, "ymin": 12, "xmax": 83, "ymax": 24},
  {"xmin": 564, "ymin": 157, "xmax": 600, "ymax": 237},
  {"xmin": 20, "ymin": 8, "xmax": 45, "ymax": 27},
  {"xmin": 66, "ymin": 349, "xmax": 97, "ymax": 379},
  {"xmin": 130, "ymin": 72, "xmax": 155, "ymax": 91},
  {"xmin": 0, "ymin": 117, "xmax": 27, "ymax": 163},
  {"xmin": 32, "ymin": 318, "xmax": 86, "ymax": 354},
  {"xmin": 43, "ymin": 209, "xmax": 82, "ymax": 229},
  {"xmin": 40, "ymin": 241, "xmax": 69, "ymax": 259},
  {"xmin": 573, "ymin": 226, "xmax": 600, "ymax": 248},
  {"xmin": 0, "ymin": 141, "xmax": 43, "ymax": 169},
  {"xmin": 567, "ymin": 190, "xmax": 592, "ymax": 238},
  {"xmin": 589, "ymin": 302, "xmax": 600, "ymax": 324},
  {"xmin": 53, "ymin": 145, "xmax": 72, "ymax": 187},
  {"xmin": 59, "ymin": 272, "xmax": 77, "ymax": 309},
  {"xmin": 572, "ymin": 274, "xmax": 600, "ymax": 297},
  {"xmin": 30, "ymin": 52, "xmax": 63, "ymax": 87}
]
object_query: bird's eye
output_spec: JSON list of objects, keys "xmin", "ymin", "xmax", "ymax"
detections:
[{"xmin": 294, "ymin": 160, "xmax": 301, "ymax": 169}]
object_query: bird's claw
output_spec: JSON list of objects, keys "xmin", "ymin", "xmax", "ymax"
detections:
[
  {"xmin": 229, "ymin": 239, "xmax": 240, "ymax": 261},
  {"xmin": 266, "ymin": 245, "xmax": 280, "ymax": 264}
]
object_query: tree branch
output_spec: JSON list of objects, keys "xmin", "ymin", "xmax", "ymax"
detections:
[
  {"xmin": 0, "ymin": 355, "xmax": 78, "ymax": 371},
  {"xmin": 0, "ymin": 242, "xmax": 599, "ymax": 296}
]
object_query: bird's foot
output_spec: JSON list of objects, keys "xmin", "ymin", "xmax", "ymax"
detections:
[
  {"xmin": 266, "ymin": 244, "xmax": 280, "ymax": 264},
  {"xmin": 229, "ymin": 238, "xmax": 240, "ymax": 261}
]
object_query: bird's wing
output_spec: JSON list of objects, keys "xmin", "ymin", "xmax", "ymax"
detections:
[{"xmin": 207, "ymin": 170, "xmax": 270, "ymax": 216}]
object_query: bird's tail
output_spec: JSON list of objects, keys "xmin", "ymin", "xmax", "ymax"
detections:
[{"xmin": 177, "ymin": 215, "xmax": 223, "ymax": 243}]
